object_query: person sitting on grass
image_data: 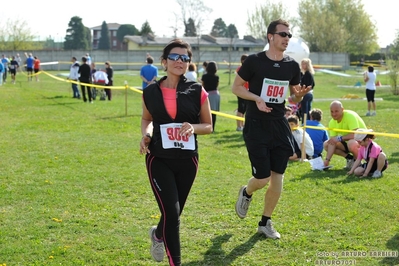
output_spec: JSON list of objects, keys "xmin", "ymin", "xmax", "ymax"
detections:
[
  {"xmin": 323, "ymin": 100, "xmax": 367, "ymax": 169},
  {"xmin": 287, "ymin": 115, "xmax": 314, "ymax": 161},
  {"xmin": 305, "ymin": 108, "xmax": 329, "ymax": 158},
  {"xmin": 284, "ymin": 105, "xmax": 293, "ymax": 119},
  {"xmin": 347, "ymin": 128, "xmax": 388, "ymax": 178}
]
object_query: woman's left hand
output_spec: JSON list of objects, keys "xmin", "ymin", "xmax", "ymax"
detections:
[{"xmin": 179, "ymin": 122, "xmax": 195, "ymax": 137}]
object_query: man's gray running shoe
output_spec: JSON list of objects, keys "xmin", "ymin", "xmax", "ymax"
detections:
[
  {"xmin": 257, "ymin": 220, "xmax": 281, "ymax": 239},
  {"xmin": 235, "ymin": 186, "xmax": 252, "ymax": 219}
]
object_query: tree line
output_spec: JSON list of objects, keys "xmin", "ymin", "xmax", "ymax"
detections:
[{"xmin": 0, "ymin": 0, "xmax": 398, "ymax": 57}]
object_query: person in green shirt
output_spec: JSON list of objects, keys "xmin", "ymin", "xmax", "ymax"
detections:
[{"xmin": 323, "ymin": 100, "xmax": 367, "ymax": 169}]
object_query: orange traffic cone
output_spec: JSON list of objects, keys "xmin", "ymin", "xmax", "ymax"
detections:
[{"xmin": 376, "ymin": 80, "xmax": 381, "ymax": 86}]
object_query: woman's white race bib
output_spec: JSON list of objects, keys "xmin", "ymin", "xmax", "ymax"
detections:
[
  {"xmin": 160, "ymin": 123, "xmax": 195, "ymax": 150},
  {"xmin": 260, "ymin": 78, "xmax": 289, "ymax": 104}
]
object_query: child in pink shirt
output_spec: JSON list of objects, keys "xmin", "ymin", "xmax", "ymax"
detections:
[{"xmin": 347, "ymin": 128, "xmax": 388, "ymax": 178}]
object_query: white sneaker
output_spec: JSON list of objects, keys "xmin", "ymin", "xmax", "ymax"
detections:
[
  {"xmin": 366, "ymin": 111, "xmax": 371, "ymax": 116},
  {"xmin": 371, "ymin": 111, "xmax": 376, "ymax": 116},
  {"xmin": 372, "ymin": 170, "xmax": 382, "ymax": 178},
  {"xmin": 235, "ymin": 186, "xmax": 252, "ymax": 219},
  {"xmin": 257, "ymin": 220, "xmax": 281, "ymax": 239},
  {"xmin": 149, "ymin": 226, "xmax": 164, "ymax": 262}
]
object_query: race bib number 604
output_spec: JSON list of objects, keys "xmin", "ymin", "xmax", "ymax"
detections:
[
  {"xmin": 160, "ymin": 123, "xmax": 195, "ymax": 150},
  {"xmin": 260, "ymin": 78, "xmax": 289, "ymax": 104}
]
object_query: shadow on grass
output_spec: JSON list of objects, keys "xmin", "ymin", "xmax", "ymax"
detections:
[
  {"xmin": 184, "ymin": 233, "xmax": 262, "ymax": 266},
  {"xmin": 290, "ymin": 168, "xmax": 348, "ymax": 181},
  {"xmin": 380, "ymin": 233, "xmax": 399, "ymax": 265},
  {"xmin": 387, "ymin": 152, "xmax": 399, "ymax": 165},
  {"xmin": 42, "ymin": 95, "xmax": 83, "ymax": 109},
  {"xmin": 42, "ymin": 95, "xmax": 69, "ymax": 99},
  {"xmin": 213, "ymin": 131, "xmax": 245, "ymax": 148}
]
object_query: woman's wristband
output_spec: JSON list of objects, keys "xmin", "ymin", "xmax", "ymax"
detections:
[
  {"xmin": 142, "ymin": 133, "xmax": 151, "ymax": 139},
  {"xmin": 337, "ymin": 135, "xmax": 343, "ymax": 142}
]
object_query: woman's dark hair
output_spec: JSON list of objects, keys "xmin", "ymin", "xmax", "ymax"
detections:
[
  {"xmin": 160, "ymin": 39, "xmax": 192, "ymax": 62},
  {"xmin": 365, "ymin": 134, "xmax": 375, "ymax": 140},
  {"xmin": 368, "ymin": 65, "xmax": 374, "ymax": 72},
  {"xmin": 205, "ymin": 61, "xmax": 217, "ymax": 75},
  {"xmin": 240, "ymin": 54, "xmax": 248, "ymax": 63}
]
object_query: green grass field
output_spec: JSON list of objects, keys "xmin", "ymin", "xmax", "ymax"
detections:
[{"xmin": 0, "ymin": 69, "xmax": 398, "ymax": 266}]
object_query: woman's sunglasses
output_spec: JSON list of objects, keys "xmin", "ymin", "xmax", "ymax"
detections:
[
  {"xmin": 167, "ymin": 53, "xmax": 191, "ymax": 62},
  {"xmin": 273, "ymin": 32, "xmax": 293, "ymax": 38}
]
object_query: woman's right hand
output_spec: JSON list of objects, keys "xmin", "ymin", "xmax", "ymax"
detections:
[{"xmin": 140, "ymin": 135, "xmax": 151, "ymax": 155}]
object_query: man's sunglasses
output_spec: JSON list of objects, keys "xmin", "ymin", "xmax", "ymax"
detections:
[
  {"xmin": 273, "ymin": 32, "xmax": 293, "ymax": 38},
  {"xmin": 167, "ymin": 53, "xmax": 191, "ymax": 62}
]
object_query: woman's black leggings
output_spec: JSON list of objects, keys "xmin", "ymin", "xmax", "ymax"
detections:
[{"xmin": 145, "ymin": 153, "xmax": 199, "ymax": 266}]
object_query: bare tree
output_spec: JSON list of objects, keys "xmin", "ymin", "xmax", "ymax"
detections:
[
  {"xmin": 175, "ymin": 0, "xmax": 212, "ymax": 74},
  {"xmin": 247, "ymin": 0, "xmax": 290, "ymax": 41},
  {"xmin": 176, "ymin": 0, "xmax": 212, "ymax": 36},
  {"xmin": 0, "ymin": 19, "xmax": 38, "ymax": 50}
]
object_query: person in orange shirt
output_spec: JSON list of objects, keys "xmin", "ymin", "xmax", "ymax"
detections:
[{"xmin": 33, "ymin": 56, "xmax": 40, "ymax": 81}]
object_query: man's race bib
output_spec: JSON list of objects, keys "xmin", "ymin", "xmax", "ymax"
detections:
[
  {"xmin": 160, "ymin": 123, "xmax": 195, "ymax": 150},
  {"xmin": 260, "ymin": 78, "xmax": 289, "ymax": 104}
]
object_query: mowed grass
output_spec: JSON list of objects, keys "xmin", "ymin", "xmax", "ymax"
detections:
[{"xmin": 0, "ymin": 69, "xmax": 398, "ymax": 266}]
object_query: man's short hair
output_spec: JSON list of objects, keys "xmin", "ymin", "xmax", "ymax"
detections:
[
  {"xmin": 146, "ymin": 57, "xmax": 154, "ymax": 64},
  {"xmin": 267, "ymin": 19, "xmax": 290, "ymax": 36},
  {"xmin": 310, "ymin": 108, "xmax": 323, "ymax": 121}
]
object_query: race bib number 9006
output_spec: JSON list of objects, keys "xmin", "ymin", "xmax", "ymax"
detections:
[
  {"xmin": 260, "ymin": 78, "xmax": 289, "ymax": 104},
  {"xmin": 160, "ymin": 123, "xmax": 195, "ymax": 150}
]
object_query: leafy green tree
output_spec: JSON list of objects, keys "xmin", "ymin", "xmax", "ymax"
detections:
[
  {"xmin": 389, "ymin": 30, "xmax": 399, "ymax": 56},
  {"xmin": 226, "ymin": 24, "xmax": 238, "ymax": 38},
  {"xmin": 139, "ymin": 21, "xmax": 153, "ymax": 36},
  {"xmin": 98, "ymin": 21, "xmax": 110, "ymax": 50},
  {"xmin": 117, "ymin": 24, "xmax": 139, "ymax": 42},
  {"xmin": 299, "ymin": 2, "xmax": 347, "ymax": 52},
  {"xmin": 247, "ymin": 0, "xmax": 290, "ymax": 40},
  {"xmin": 299, "ymin": 0, "xmax": 379, "ymax": 54},
  {"xmin": 210, "ymin": 18, "xmax": 227, "ymax": 37},
  {"xmin": 385, "ymin": 31, "xmax": 399, "ymax": 95},
  {"xmin": 386, "ymin": 58, "xmax": 399, "ymax": 95},
  {"xmin": 85, "ymin": 27, "xmax": 91, "ymax": 49},
  {"xmin": 64, "ymin": 16, "xmax": 88, "ymax": 50},
  {"xmin": 184, "ymin": 18, "xmax": 197, "ymax": 37},
  {"xmin": 0, "ymin": 19, "xmax": 38, "ymax": 50}
]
